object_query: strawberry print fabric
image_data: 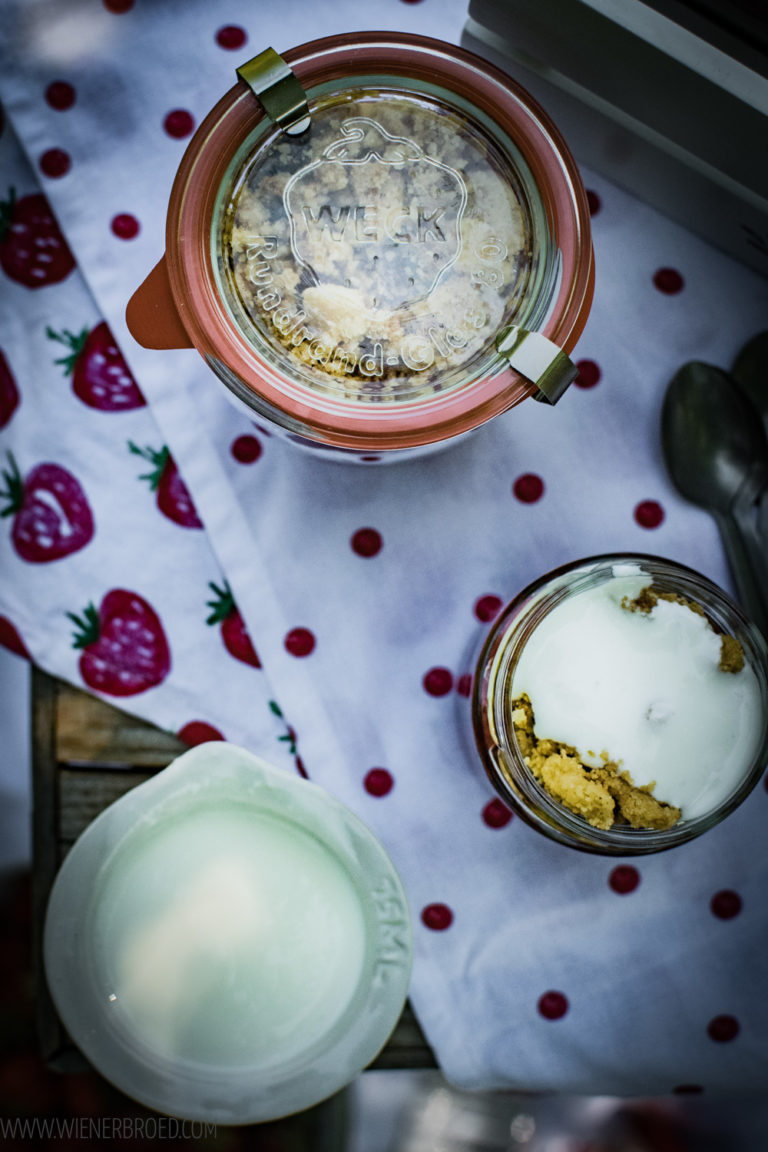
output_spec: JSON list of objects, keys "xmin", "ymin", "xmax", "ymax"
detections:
[{"xmin": 2, "ymin": 0, "xmax": 768, "ymax": 1098}]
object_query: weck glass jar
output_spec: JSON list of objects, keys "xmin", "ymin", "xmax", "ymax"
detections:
[
  {"xmin": 127, "ymin": 33, "xmax": 594, "ymax": 461},
  {"xmin": 470, "ymin": 554, "xmax": 768, "ymax": 854}
]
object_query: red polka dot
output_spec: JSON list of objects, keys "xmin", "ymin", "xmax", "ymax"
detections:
[
  {"xmin": 284, "ymin": 627, "xmax": 315, "ymax": 657},
  {"xmin": 474, "ymin": 594, "xmax": 503, "ymax": 623},
  {"xmin": 295, "ymin": 755, "xmax": 309, "ymax": 779},
  {"xmin": 538, "ymin": 991, "xmax": 569, "ymax": 1020},
  {"xmin": 710, "ymin": 889, "xmax": 742, "ymax": 920},
  {"xmin": 45, "ymin": 81, "xmax": 76, "ymax": 111},
  {"xmin": 103, "ymin": 0, "xmax": 133, "ymax": 10},
  {"xmin": 39, "ymin": 148, "xmax": 71, "ymax": 178},
  {"xmin": 231, "ymin": 434, "xmax": 262, "ymax": 463},
  {"xmin": 360, "ymin": 455, "xmax": 381, "ymax": 462},
  {"xmin": 421, "ymin": 903, "xmax": 453, "ymax": 930},
  {"xmin": 423, "ymin": 667, "xmax": 454, "ymax": 696},
  {"xmin": 177, "ymin": 721, "xmax": 225, "ymax": 746},
  {"xmin": 707, "ymin": 1015, "xmax": 739, "ymax": 1042},
  {"xmin": 574, "ymin": 359, "xmax": 601, "ymax": 389},
  {"xmin": 482, "ymin": 798, "xmax": 513, "ymax": 828},
  {"xmin": 111, "ymin": 213, "xmax": 140, "ymax": 240},
  {"xmin": 364, "ymin": 768, "xmax": 394, "ymax": 797},
  {"xmin": 163, "ymin": 109, "xmax": 195, "ymax": 139},
  {"xmin": 586, "ymin": 189, "xmax": 601, "ymax": 216},
  {"xmin": 609, "ymin": 865, "xmax": 640, "ymax": 894},
  {"xmin": 513, "ymin": 473, "xmax": 544, "ymax": 503},
  {"xmin": 456, "ymin": 672, "xmax": 472, "ymax": 698},
  {"xmin": 351, "ymin": 527, "xmax": 383, "ymax": 557},
  {"xmin": 653, "ymin": 267, "xmax": 684, "ymax": 294},
  {"xmin": 217, "ymin": 25, "xmax": 247, "ymax": 49},
  {"xmin": 634, "ymin": 500, "xmax": 665, "ymax": 529}
]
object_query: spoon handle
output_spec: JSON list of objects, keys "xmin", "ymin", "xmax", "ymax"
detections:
[{"xmin": 715, "ymin": 510, "xmax": 768, "ymax": 641}]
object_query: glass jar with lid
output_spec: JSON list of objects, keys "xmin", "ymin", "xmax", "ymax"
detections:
[{"xmin": 127, "ymin": 33, "xmax": 594, "ymax": 461}]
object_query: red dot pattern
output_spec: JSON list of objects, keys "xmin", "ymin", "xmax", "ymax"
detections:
[
  {"xmin": 513, "ymin": 473, "xmax": 544, "ymax": 503},
  {"xmin": 230, "ymin": 434, "xmax": 262, "ymax": 463},
  {"xmin": 111, "ymin": 213, "xmax": 140, "ymax": 240},
  {"xmin": 364, "ymin": 768, "xmax": 394, "ymax": 797},
  {"xmin": 456, "ymin": 673, "xmax": 472, "ymax": 698},
  {"xmin": 39, "ymin": 148, "xmax": 71, "ymax": 178},
  {"xmin": 538, "ymin": 991, "xmax": 569, "ymax": 1020},
  {"xmin": 423, "ymin": 667, "xmax": 453, "ymax": 696},
  {"xmin": 163, "ymin": 109, "xmax": 195, "ymax": 139},
  {"xmin": 45, "ymin": 81, "xmax": 76, "ymax": 111},
  {"xmin": 609, "ymin": 865, "xmax": 640, "ymax": 895},
  {"xmin": 103, "ymin": 0, "xmax": 134, "ymax": 10},
  {"xmin": 421, "ymin": 903, "xmax": 453, "ymax": 930},
  {"xmin": 351, "ymin": 527, "xmax": 383, "ymax": 557},
  {"xmin": 586, "ymin": 189, "xmax": 601, "ymax": 216},
  {"xmin": 574, "ymin": 359, "xmax": 601, "ymax": 389},
  {"xmin": 482, "ymin": 798, "xmax": 513, "ymax": 828},
  {"xmin": 284, "ymin": 627, "xmax": 316, "ymax": 658},
  {"xmin": 634, "ymin": 500, "xmax": 665, "ymax": 529},
  {"xmin": 710, "ymin": 890, "xmax": 742, "ymax": 920},
  {"xmin": 653, "ymin": 267, "xmax": 684, "ymax": 295},
  {"xmin": 474, "ymin": 594, "xmax": 503, "ymax": 623},
  {"xmin": 707, "ymin": 1015, "xmax": 740, "ymax": 1042},
  {"xmin": 216, "ymin": 25, "xmax": 247, "ymax": 49}
]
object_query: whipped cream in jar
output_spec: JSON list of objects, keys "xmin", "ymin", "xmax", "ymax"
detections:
[{"xmin": 470, "ymin": 554, "xmax": 768, "ymax": 853}]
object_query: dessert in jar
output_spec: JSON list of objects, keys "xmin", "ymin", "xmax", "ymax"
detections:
[
  {"xmin": 43, "ymin": 744, "xmax": 412, "ymax": 1124},
  {"xmin": 127, "ymin": 33, "xmax": 594, "ymax": 462},
  {"xmin": 470, "ymin": 555, "xmax": 768, "ymax": 854}
]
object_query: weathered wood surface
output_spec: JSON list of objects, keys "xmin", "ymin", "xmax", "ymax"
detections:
[{"xmin": 32, "ymin": 668, "xmax": 435, "ymax": 1072}]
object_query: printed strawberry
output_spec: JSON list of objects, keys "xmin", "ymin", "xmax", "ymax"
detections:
[
  {"xmin": 47, "ymin": 322, "xmax": 146, "ymax": 411},
  {"xmin": 269, "ymin": 699, "xmax": 307, "ymax": 776},
  {"xmin": 128, "ymin": 441, "xmax": 202, "ymax": 528},
  {"xmin": 0, "ymin": 615, "xmax": 30, "ymax": 659},
  {"xmin": 1, "ymin": 452, "xmax": 94, "ymax": 562},
  {"xmin": 68, "ymin": 589, "xmax": 171, "ymax": 696},
  {"xmin": 0, "ymin": 188, "xmax": 75, "ymax": 287},
  {"xmin": 206, "ymin": 579, "xmax": 261, "ymax": 667},
  {"xmin": 0, "ymin": 349, "xmax": 20, "ymax": 428}
]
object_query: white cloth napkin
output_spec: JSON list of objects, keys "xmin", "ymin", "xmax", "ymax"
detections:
[{"xmin": 2, "ymin": 0, "xmax": 768, "ymax": 1097}]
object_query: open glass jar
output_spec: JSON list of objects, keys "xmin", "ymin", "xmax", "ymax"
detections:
[
  {"xmin": 127, "ymin": 33, "xmax": 594, "ymax": 461},
  {"xmin": 470, "ymin": 555, "xmax": 768, "ymax": 854}
]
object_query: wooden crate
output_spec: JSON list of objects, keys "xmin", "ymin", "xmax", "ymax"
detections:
[{"xmin": 31, "ymin": 667, "xmax": 434, "ymax": 1073}]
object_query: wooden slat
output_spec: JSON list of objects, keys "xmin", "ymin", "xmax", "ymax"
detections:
[
  {"xmin": 33, "ymin": 670, "xmax": 436, "ymax": 1073},
  {"xmin": 54, "ymin": 678, "xmax": 186, "ymax": 766}
]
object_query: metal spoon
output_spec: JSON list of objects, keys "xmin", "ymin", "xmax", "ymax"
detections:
[
  {"xmin": 731, "ymin": 330, "xmax": 768, "ymax": 438},
  {"xmin": 661, "ymin": 360, "xmax": 768, "ymax": 639},
  {"xmin": 731, "ymin": 331, "xmax": 768, "ymax": 545}
]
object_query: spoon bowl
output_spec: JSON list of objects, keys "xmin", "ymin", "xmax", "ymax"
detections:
[
  {"xmin": 661, "ymin": 359, "xmax": 768, "ymax": 640},
  {"xmin": 661, "ymin": 361, "xmax": 768, "ymax": 513},
  {"xmin": 732, "ymin": 330, "xmax": 768, "ymax": 438}
]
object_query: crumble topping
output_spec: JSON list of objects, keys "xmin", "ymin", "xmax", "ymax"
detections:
[{"xmin": 511, "ymin": 585, "xmax": 746, "ymax": 831}]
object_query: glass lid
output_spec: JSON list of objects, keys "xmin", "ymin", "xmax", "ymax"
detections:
[{"xmin": 214, "ymin": 83, "xmax": 550, "ymax": 407}]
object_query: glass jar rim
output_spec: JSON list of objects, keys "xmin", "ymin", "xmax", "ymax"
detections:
[
  {"xmin": 472, "ymin": 553, "xmax": 768, "ymax": 854},
  {"xmin": 164, "ymin": 32, "xmax": 594, "ymax": 450}
]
